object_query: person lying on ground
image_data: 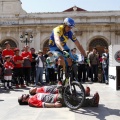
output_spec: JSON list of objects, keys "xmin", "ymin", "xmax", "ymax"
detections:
[
  {"xmin": 29, "ymin": 85, "xmax": 91, "ymax": 97},
  {"xmin": 18, "ymin": 92, "xmax": 99, "ymax": 108}
]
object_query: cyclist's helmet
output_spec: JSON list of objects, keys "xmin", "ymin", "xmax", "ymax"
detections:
[{"xmin": 64, "ymin": 18, "xmax": 75, "ymax": 27}]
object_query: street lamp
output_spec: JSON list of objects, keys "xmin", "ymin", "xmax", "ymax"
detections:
[{"xmin": 20, "ymin": 32, "xmax": 33, "ymax": 45}]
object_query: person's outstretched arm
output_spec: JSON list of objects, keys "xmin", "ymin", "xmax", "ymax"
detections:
[{"xmin": 44, "ymin": 102, "xmax": 62, "ymax": 108}]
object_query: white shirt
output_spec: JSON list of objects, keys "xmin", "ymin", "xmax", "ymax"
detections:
[{"xmin": 38, "ymin": 57, "xmax": 43, "ymax": 67}]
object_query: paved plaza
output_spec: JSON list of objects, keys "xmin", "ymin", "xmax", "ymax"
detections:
[{"xmin": 0, "ymin": 82, "xmax": 120, "ymax": 120}]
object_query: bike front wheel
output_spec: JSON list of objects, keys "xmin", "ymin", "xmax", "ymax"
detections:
[{"xmin": 63, "ymin": 81, "xmax": 85, "ymax": 110}]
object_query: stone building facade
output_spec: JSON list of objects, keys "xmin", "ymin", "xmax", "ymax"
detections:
[{"xmin": 0, "ymin": 0, "xmax": 120, "ymax": 54}]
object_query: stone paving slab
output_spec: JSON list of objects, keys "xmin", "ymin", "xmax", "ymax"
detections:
[{"xmin": 0, "ymin": 83, "xmax": 120, "ymax": 120}]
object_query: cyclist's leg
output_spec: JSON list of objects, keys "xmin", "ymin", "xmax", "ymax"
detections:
[{"xmin": 50, "ymin": 47, "xmax": 65, "ymax": 82}]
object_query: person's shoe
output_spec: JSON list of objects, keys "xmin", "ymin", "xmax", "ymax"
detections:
[
  {"xmin": 16, "ymin": 84, "xmax": 20, "ymax": 89},
  {"xmin": 4, "ymin": 87, "xmax": 9, "ymax": 90},
  {"xmin": 21, "ymin": 84, "xmax": 26, "ymax": 88},
  {"xmin": 105, "ymin": 80, "xmax": 108, "ymax": 85},
  {"xmin": 85, "ymin": 86, "xmax": 90, "ymax": 96},
  {"xmin": 92, "ymin": 92, "xmax": 100, "ymax": 107},
  {"xmin": 57, "ymin": 81, "xmax": 62, "ymax": 85},
  {"xmin": 9, "ymin": 86, "xmax": 14, "ymax": 90}
]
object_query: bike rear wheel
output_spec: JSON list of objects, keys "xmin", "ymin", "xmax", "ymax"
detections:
[{"xmin": 63, "ymin": 81, "xmax": 85, "ymax": 110}]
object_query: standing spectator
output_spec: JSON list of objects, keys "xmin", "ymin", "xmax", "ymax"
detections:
[
  {"xmin": 71, "ymin": 49, "xmax": 78, "ymax": 81},
  {"xmin": 13, "ymin": 48, "xmax": 25, "ymax": 88},
  {"xmin": 30, "ymin": 48, "xmax": 37, "ymax": 84},
  {"xmin": 86, "ymin": 51, "xmax": 91, "ymax": 81},
  {"xmin": 44, "ymin": 49, "xmax": 50, "ymax": 84},
  {"xmin": 102, "ymin": 56, "xmax": 108, "ymax": 84},
  {"xmin": 2, "ymin": 41, "xmax": 14, "ymax": 61},
  {"xmin": 57, "ymin": 57, "xmax": 64, "ymax": 83},
  {"xmin": 102, "ymin": 47, "xmax": 109, "ymax": 84},
  {"xmin": 46, "ymin": 51, "xmax": 56, "ymax": 85},
  {"xmin": 21, "ymin": 46, "xmax": 32, "ymax": 86},
  {"xmin": 88, "ymin": 47, "xmax": 99, "ymax": 82},
  {"xmin": 4, "ymin": 55, "xmax": 14, "ymax": 90},
  {"xmin": 0, "ymin": 48, "xmax": 3, "ymax": 79},
  {"xmin": 77, "ymin": 53, "xmax": 86, "ymax": 82},
  {"xmin": 35, "ymin": 50, "xmax": 45, "ymax": 86}
]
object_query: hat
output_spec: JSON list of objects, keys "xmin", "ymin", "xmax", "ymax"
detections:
[
  {"xmin": 38, "ymin": 50, "xmax": 43, "ymax": 54},
  {"xmin": 47, "ymin": 51, "xmax": 53, "ymax": 55},
  {"xmin": 4, "ymin": 41, "xmax": 10, "ymax": 45},
  {"xmin": 14, "ymin": 48, "xmax": 20, "ymax": 52},
  {"xmin": 5, "ymin": 55, "xmax": 10, "ymax": 58}
]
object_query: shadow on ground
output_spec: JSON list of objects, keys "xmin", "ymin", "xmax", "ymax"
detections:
[{"xmin": 71, "ymin": 104, "xmax": 120, "ymax": 120}]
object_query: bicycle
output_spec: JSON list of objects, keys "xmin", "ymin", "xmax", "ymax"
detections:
[{"xmin": 56, "ymin": 50, "xmax": 85, "ymax": 110}]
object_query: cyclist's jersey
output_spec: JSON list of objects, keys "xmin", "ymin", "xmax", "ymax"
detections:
[{"xmin": 49, "ymin": 25, "xmax": 77, "ymax": 49}]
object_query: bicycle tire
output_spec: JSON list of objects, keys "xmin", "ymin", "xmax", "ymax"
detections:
[{"xmin": 63, "ymin": 81, "xmax": 85, "ymax": 110}]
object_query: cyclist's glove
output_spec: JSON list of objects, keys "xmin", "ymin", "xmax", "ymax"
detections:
[{"xmin": 63, "ymin": 50, "xmax": 69, "ymax": 58}]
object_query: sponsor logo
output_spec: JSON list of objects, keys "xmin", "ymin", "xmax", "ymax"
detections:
[{"xmin": 114, "ymin": 50, "xmax": 120, "ymax": 63}]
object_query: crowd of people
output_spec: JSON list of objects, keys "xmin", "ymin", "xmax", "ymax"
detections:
[{"xmin": 0, "ymin": 41, "xmax": 109, "ymax": 90}]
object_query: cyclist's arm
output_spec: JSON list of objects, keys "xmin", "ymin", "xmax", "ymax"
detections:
[
  {"xmin": 74, "ymin": 40, "xmax": 86, "ymax": 57},
  {"xmin": 54, "ymin": 35, "xmax": 64, "ymax": 51}
]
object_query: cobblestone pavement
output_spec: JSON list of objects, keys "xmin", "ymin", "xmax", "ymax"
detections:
[{"xmin": 0, "ymin": 82, "xmax": 120, "ymax": 120}]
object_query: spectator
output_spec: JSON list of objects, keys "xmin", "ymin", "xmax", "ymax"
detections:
[
  {"xmin": 4, "ymin": 55, "xmax": 14, "ymax": 90},
  {"xmin": 18, "ymin": 92, "xmax": 99, "ymax": 108},
  {"xmin": 102, "ymin": 47, "xmax": 109, "ymax": 84},
  {"xmin": 29, "ymin": 85, "xmax": 59, "ymax": 95},
  {"xmin": 35, "ymin": 50, "xmax": 45, "ymax": 86},
  {"xmin": 86, "ymin": 51, "xmax": 91, "ymax": 81},
  {"xmin": 44, "ymin": 49, "xmax": 50, "ymax": 84},
  {"xmin": 30, "ymin": 48, "xmax": 37, "ymax": 84},
  {"xmin": 77, "ymin": 53, "xmax": 86, "ymax": 82},
  {"xmin": 70, "ymin": 49, "xmax": 79, "ymax": 81},
  {"xmin": 2, "ymin": 41, "xmax": 14, "ymax": 61},
  {"xmin": 0, "ymin": 48, "xmax": 3, "ymax": 79},
  {"xmin": 88, "ymin": 47, "xmax": 99, "ymax": 82},
  {"xmin": 13, "ymin": 48, "xmax": 25, "ymax": 88},
  {"xmin": 46, "ymin": 51, "xmax": 56, "ymax": 85},
  {"xmin": 29, "ymin": 85, "xmax": 91, "ymax": 97},
  {"xmin": 21, "ymin": 46, "xmax": 32, "ymax": 86},
  {"xmin": 57, "ymin": 57, "xmax": 64, "ymax": 83}
]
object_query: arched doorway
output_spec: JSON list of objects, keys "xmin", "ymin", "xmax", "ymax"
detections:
[
  {"xmin": 89, "ymin": 38, "xmax": 108, "ymax": 55},
  {"xmin": 43, "ymin": 39, "xmax": 49, "ymax": 54},
  {"xmin": 0, "ymin": 39, "xmax": 17, "ymax": 49}
]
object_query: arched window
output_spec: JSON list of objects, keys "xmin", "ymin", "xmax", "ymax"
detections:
[
  {"xmin": 89, "ymin": 38, "xmax": 108, "ymax": 55},
  {"xmin": 89, "ymin": 38, "xmax": 108, "ymax": 47},
  {"xmin": 43, "ymin": 39, "xmax": 49, "ymax": 54},
  {"xmin": 0, "ymin": 39, "xmax": 17, "ymax": 49},
  {"xmin": 43, "ymin": 39, "xmax": 49, "ymax": 48}
]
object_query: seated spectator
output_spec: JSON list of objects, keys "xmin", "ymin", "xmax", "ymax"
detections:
[{"xmin": 18, "ymin": 91, "xmax": 99, "ymax": 108}]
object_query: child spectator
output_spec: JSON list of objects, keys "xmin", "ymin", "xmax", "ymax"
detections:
[
  {"xmin": 4, "ymin": 55, "xmax": 14, "ymax": 90},
  {"xmin": 46, "ymin": 51, "xmax": 56, "ymax": 85}
]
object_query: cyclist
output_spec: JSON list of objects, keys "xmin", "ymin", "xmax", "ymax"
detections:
[{"xmin": 49, "ymin": 17, "xmax": 87, "ymax": 82}]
